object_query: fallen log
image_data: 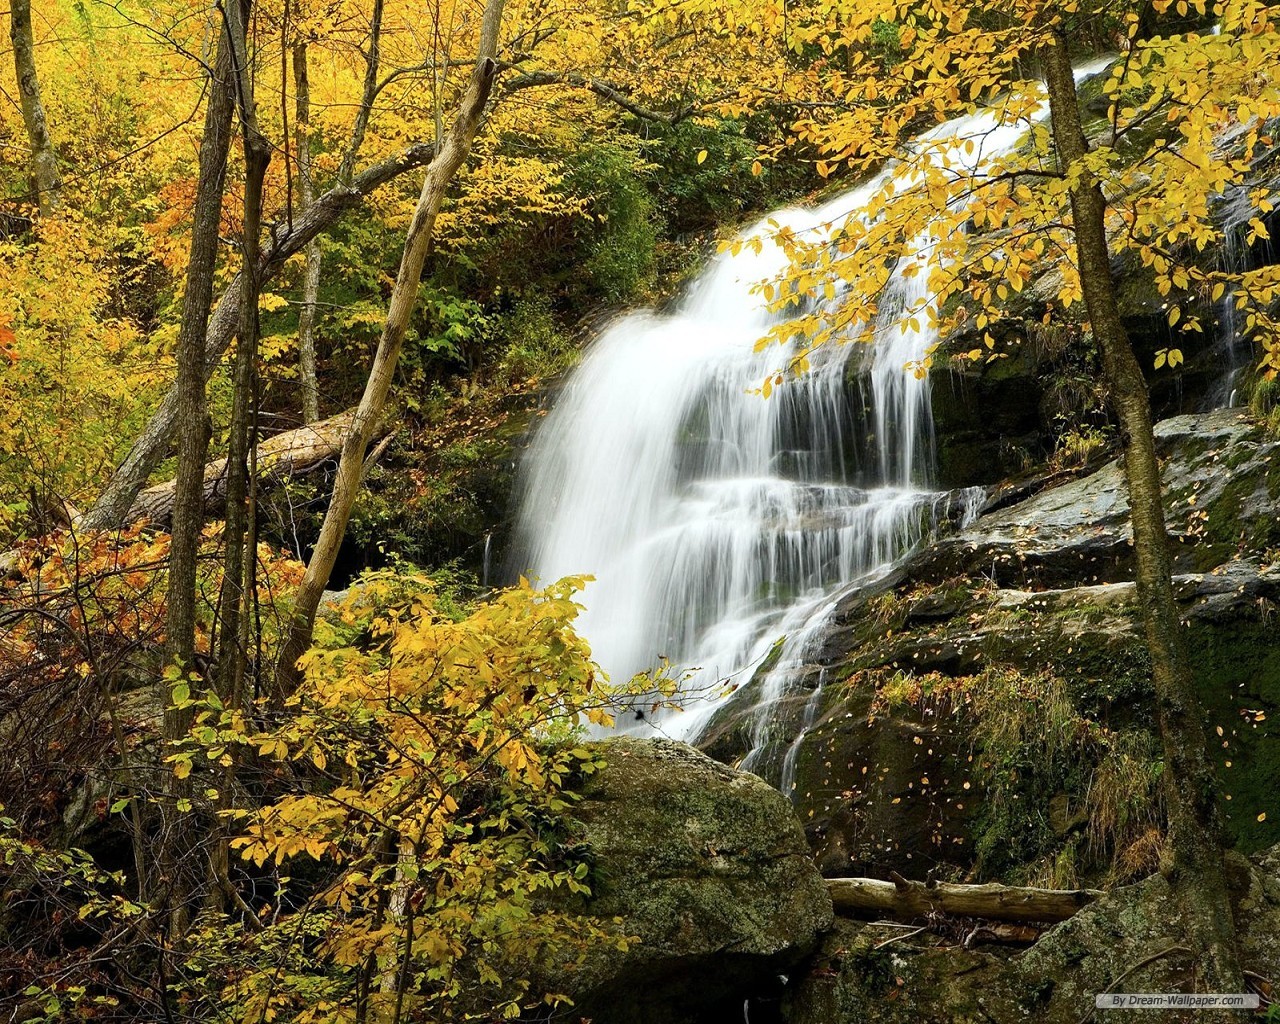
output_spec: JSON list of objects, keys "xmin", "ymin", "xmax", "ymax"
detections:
[
  {"xmin": 0, "ymin": 408, "xmax": 395, "ymax": 579},
  {"xmin": 123, "ymin": 407, "xmax": 393, "ymax": 529},
  {"xmin": 828, "ymin": 872, "xmax": 1104, "ymax": 924}
]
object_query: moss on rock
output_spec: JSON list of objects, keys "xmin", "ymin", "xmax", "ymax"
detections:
[{"xmin": 532, "ymin": 738, "xmax": 833, "ymax": 1024}]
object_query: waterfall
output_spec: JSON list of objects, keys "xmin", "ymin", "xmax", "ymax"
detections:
[
  {"xmin": 1204, "ymin": 183, "xmax": 1277, "ymax": 410},
  {"xmin": 512, "ymin": 63, "xmax": 1112, "ymax": 773}
]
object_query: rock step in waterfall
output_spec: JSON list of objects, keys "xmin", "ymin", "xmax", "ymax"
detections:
[{"xmin": 512, "ymin": 60, "xmax": 1113, "ymax": 784}]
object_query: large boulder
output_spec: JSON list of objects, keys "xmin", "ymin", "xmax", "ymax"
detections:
[{"xmin": 541, "ymin": 738, "xmax": 833, "ymax": 1024}]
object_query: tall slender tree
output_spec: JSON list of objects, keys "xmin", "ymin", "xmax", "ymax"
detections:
[
  {"xmin": 1040, "ymin": 27, "xmax": 1240, "ymax": 998},
  {"xmin": 274, "ymin": 0, "xmax": 508, "ymax": 694},
  {"xmin": 158, "ymin": 22, "xmax": 236, "ymax": 939},
  {"xmin": 735, "ymin": 0, "xmax": 1280, "ymax": 994},
  {"xmin": 293, "ymin": 41, "xmax": 322, "ymax": 425},
  {"xmin": 8, "ymin": 0, "xmax": 61, "ymax": 215}
]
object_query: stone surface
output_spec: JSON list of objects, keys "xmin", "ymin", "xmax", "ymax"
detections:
[
  {"xmin": 700, "ymin": 410, "xmax": 1280, "ymax": 884},
  {"xmin": 538, "ymin": 737, "xmax": 834, "ymax": 1024},
  {"xmin": 782, "ymin": 847, "xmax": 1280, "ymax": 1024},
  {"xmin": 913, "ymin": 410, "xmax": 1280, "ymax": 589}
]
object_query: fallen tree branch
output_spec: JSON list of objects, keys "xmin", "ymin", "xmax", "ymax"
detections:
[
  {"xmin": 126, "ymin": 407, "xmax": 393, "ymax": 529},
  {"xmin": 828, "ymin": 873, "xmax": 1104, "ymax": 924},
  {"xmin": 80, "ymin": 142, "xmax": 440, "ymax": 532}
]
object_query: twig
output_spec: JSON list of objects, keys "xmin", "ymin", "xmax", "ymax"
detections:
[
  {"xmin": 360, "ymin": 431, "xmax": 396, "ymax": 483},
  {"xmin": 1077, "ymin": 945, "xmax": 1192, "ymax": 1024},
  {"xmin": 874, "ymin": 925, "xmax": 928, "ymax": 949}
]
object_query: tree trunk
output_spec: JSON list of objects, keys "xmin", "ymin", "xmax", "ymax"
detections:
[
  {"xmin": 164, "ymin": 35, "xmax": 235, "ymax": 683},
  {"xmin": 337, "ymin": 0, "xmax": 384, "ymax": 185},
  {"xmin": 828, "ymin": 874, "xmax": 1103, "ymax": 924},
  {"xmin": 1042, "ymin": 32, "xmax": 1240, "ymax": 997},
  {"xmin": 205, "ymin": 0, "xmax": 270, "ymax": 918},
  {"xmin": 274, "ymin": 0, "xmax": 507, "ymax": 696},
  {"xmin": 79, "ymin": 141, "xmax": 443, "ymax": 532},
  {"xmin": 293, "ymin": 42, "xmax": 322, "ymax": 424},
  {"xmin": 159, "ymin": 26, "xmax": 237, "ymax": 940},
  {"xmin": 8, "ymin": 0, "xmax": 60, "ymax": 215}
]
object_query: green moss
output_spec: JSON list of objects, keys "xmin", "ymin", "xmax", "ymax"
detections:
[{"xmin": 1186, "ymin": 620, "xmax": 1280, "ymax": 853}]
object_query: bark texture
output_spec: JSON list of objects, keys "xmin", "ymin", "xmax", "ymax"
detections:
[
  {"xmin": 214, "ymin": 0, "xmax": 271, "ymax": 705},
  {"xmin": 1042, "ymin": 33, "xmax": 1240, "ymax": 997},
  {"xmin": 9, "ymin": 0, "xmax": 61, "ymax": 214},
  {"xmin": 827, "ymin": 874, "xmax": 1102, "ymax": 924},
  {"xmin": 158, "ymin": 27, "xmax": 237, "ymax": 941},
  {"xmin": 293, "ymin": 42, "xmax": 322, "ymax": 424},
  {"xmin": 163, "ymin": 36, "xmax": 235, "ymax": 679},
  {"xmin": 274, "ymin": 0, "xmax": 507, "ymax": 694}
]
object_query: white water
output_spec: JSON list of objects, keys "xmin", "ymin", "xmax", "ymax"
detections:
[
  {"xmin": 1204, "ymin": 181, "xmax": 1275, "ymax": 410},
  {"xmin": 513, "ymin": 63, "xmax": 1112, "ymax": 777}
]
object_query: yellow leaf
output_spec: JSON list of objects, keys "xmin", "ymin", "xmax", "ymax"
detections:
[{"xmin": 696, "ymin": 150, "xmax": 708, "ymax": 165}]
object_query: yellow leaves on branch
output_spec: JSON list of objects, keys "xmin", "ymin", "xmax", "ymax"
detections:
[
  {"xmin": 172, "ymin": 570, "xmax": 646, "ymax": 1017},
  {"xmin": 724, "ymin": 0, "xmax": 1280, "ymax": 384}
]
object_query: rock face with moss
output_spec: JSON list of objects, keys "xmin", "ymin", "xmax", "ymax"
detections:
[
  {"xmin": 541, "ymin": 737, "xmax": 834, "ymax": 1024},
  {"xmin": 783, "ymin": 846, "xmax": 1280, "ymax": 1024},
  {"xmin": 701, "ymin": 409, "xmax": 1280, "ymax": 886}
]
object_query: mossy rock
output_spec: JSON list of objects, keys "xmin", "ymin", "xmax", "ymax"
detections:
[
  {"xmin": 531, "ymin": 738, "xmax": 833, "ymax": 1024},
  {"xmin": 700, "ymin": 410, "xmax": 1280, "ymax": 885}
]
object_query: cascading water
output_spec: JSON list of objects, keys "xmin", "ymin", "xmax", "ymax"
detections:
[
  {"xmin": 513, "ymin": 63, "xmax": 1112, "ymax": 780},
  {"xmin": 1204, "ymin": 182, "xmax": 1277, "ymax": 410}
]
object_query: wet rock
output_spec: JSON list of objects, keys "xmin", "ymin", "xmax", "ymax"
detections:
[
  {"xmin": 701, "ymin": 411, "xmax": 1280, "ymax": 883},
  {"xmin": 911, "ymin": 409, "xmax": 1280, "ymax": 590}
]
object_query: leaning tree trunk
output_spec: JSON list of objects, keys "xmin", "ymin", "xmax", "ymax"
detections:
[
  {"xmin": 79, "ymin": 142, "xmax": 443, "ymax": 532},
  {"xmin": 1042, "ymin": 32, "xmax": 1240, "ymax": 998},
  {"xmin": 9, "ymin": 0, "xmax": 61, "ymax": 215},
  {"xmin": 274, "ymin": 0, "xmax": 506, "ymax": 696}
]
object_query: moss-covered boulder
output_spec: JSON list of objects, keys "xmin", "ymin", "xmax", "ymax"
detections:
[
  {"xmin": 541, "ymin": 737, "xmax": 833, "ymax": 1024},
  {"xmin": 782, "ymin": 846, "xmax": 1280, "ymax": 1024}
]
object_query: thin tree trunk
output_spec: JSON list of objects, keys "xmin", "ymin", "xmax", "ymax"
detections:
[
  {"xmin": 216, "ymin": 0, "xmax": 270, "ymax": 704},
  {"xmin": 338, "ymin": 0, "xmax": 384, "ymax": 185},
  {"xmin": 159, "ymin": 28, "xmax": 236, "ymax": 941},
  {"xmin": 8, "ymin": 0, "xmax": 60, "ymax": 215},
  {"xmin": 274, "ymin": 0, "xmax": 506, "ymax": 696},
  {"xmin": 1042, "ymin": 32, "xmax": 1240, "ymax": 997},
  {"xmin": 164, "ymin": 35, "xmax": 235, "ymax": 689},
  {"xmin": 80, "ymin": 141, "xmax": 442, "ymax": 532},
  {"xmin": 293, "ymin": 42, "xmax": 322, "ymax": 424},
  {"xmin": 207, "ymin": 0, "xmax": 270, "ymax": 916}
]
